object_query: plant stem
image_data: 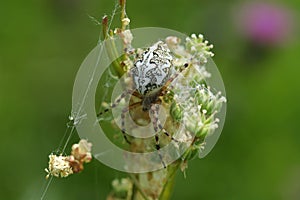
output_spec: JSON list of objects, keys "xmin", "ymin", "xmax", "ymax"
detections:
[
  {"xmin": 102, "ymin": 15, "xmax": 109, "ymax": 40},
  {"xmin": 120, "ymin": 0, "xmax": 127, "ymax": 31},
  {"xmin": 101, "ymin": 16, "xmax": 124, "ymax": 77},
  {"xmin": 129, "ymin": 174, "xmax": 150, "ymax": 200},
  {"xmin": 158, "ymin": 161, "xmax": 181, "ymax": 200}
]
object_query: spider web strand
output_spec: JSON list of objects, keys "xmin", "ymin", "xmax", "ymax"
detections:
[{"xmin": 40, "ymin": 2, "xmax": 119, "ymax": 199}]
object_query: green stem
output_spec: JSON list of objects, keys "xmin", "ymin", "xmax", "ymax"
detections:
[
  {"xmin": 159, "ymin": 161, "xmax": 181, "ymax": 200},
  {"xmin": 131, "ymin": 183, "xmax": 137, "ymax": 200},
  {"xmin": 101, "ymin": 16, "xmax": 125, "ymax": 77},
  {"xmin": 129, "ymin": 174, "xmax": 150, "ymax": 200},
  {"xmin": 129, "ymin": 174, "xmax": 149, "ymax": 200},
  {"xmin": 119, "ymin": 0, "xmax": 127, "ymax": 31},
  {"xmin": 118, "ymin": 0, "xmax": 130, "ymax": 71},
  {"xmin": 101, "ymin": 15, "xmax": 109, "ymax": 40}
]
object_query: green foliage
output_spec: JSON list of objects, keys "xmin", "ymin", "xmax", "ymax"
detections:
[{"xmin": 1, "ymin": 0, "xmax": 300, "ymax": 199}]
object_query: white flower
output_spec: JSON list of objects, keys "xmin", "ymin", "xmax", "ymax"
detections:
[
  {"xmin": 45, "ymin": 155, "xmax": 73, "ymax": 179},
  {"xmin": 185, "ymin": 33, "xmax": 214, "ymax": 65},
  {"xmin": 122, "ymin": 18, "xmax": 130, "ymax": 26}
]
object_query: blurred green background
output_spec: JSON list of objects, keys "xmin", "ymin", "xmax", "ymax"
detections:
[{"xmin": 1, "ymin": 0, "xmax": 300, "ymax": 199}]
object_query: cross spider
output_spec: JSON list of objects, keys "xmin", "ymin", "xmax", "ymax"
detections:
[{"xmin": 98, "ymin": 41, "xmax": 188, "ymax": 167}]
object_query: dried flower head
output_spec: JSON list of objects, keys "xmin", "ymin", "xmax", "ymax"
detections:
[
  {"xmin": 45, "ymin": 155, "xmax": 73, "ymax": 179},
  {"xmin": 45, "ymin": 139, "xmax": 92, "ymax": 178},
  {"xmin": 71, "ymin": 139, "xmax": 92, "ymax": 163},
  {"xmin": 69, "ymin": 139, "xmax": 92, "ymax": 173}
]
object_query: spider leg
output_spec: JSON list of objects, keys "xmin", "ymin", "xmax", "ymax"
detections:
[
  {"xmin": 150, "ymin": 104, "xmax": 166, "ymax": 168},
  {"xmin": 120, "ymin": 101, "xmax": 142, "ymax": 144},
  {"xmin": 159, "ymin": 63, "xmax": 189, "ymax": 96},
  {"xmin": 154, "ymin": 104, "xmax": 179, "ymax": 143},
  {"xmin": 97, "ymin": 88, "xmax": 141, "ymax": 117}
]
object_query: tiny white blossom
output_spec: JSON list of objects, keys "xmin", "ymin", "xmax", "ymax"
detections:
[
  {"xmin": 122, "ymin": 17, "xmax": 130, "ymax": 26},
  {"xmin": 191, "ymin": 34, "xmax": 197, "ymax": 39},
  {"xmin": 45, "ymin": 155, "xmax": 73, "ymax": 179},
  {"xmin": 198, "ymin": 34, "xmax": 204, "ymax": 40}
]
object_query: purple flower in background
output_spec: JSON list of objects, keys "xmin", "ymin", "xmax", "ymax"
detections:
[{"xmin": 236, "ymin": 2, "xmax": 293, "ymax": 46}]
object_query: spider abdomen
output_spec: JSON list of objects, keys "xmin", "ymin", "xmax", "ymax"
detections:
[{"xmin": 131, "ymin": 41, "xmax": 173, "ymax": 96}]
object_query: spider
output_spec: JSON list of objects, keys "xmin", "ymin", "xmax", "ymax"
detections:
[{"xmin": 98, "ymin": 41, "xmax": 188, "ymax": 167}]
